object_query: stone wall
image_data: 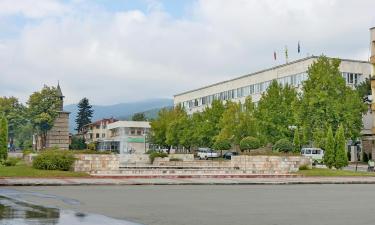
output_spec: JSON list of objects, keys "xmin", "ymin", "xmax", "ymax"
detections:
[
  {"xmin": 45, "ymin": 112, "xmax": 70, "ymax": 150},
  {"xmin": 74, "ymin": 154, "xmax": 120, "ymax": 172},
  {"xmin": 74, "ymin": 154, "xmax": 311, "ymax": 174}
]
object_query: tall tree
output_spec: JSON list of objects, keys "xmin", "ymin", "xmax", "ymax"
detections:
[
  {"xmin": 324, "ymin": 126, "xmax": 335, "ymax": 169},
  {"xmin": 355, "ymin": 77, "xmax": 371, "ymax": 100},
  {"xmin": 27, "ymin": 85, "xmax": 62, "ymax": 149},
  {"xmin": 216, "ymin": 101, "xmax": 241, "ymax": 145},
  {"xmin": 297, "ymin": 56, "xmax": 366, "ymax": 142},
  {"xmin": 132, "ymin": 112, "xmax": 147, "ymax": 121},
  {"xmin": 293, "ymin": 128, "xmax": 301, "ymax": 153},
  {"xmin": 150, "ymin": 107, "xmax": 174, "ymax": 148},
  {"xmin": 0, "ymin": 116, "xmax": 8, "ymax": 160},
  {"xmin": 255, "ymin": 80, "xmax": 298, "ymax": 143},
  {"xmin": 0, "ymin": 97, "xmax": 27, "ymax": 149},
  {"xmin": 75, "ymin": 98, "xmax": 94, "ymax": 132},
  {"xmin": 334, "ymin": 124, "xmax": 348, "ymax": 169}
]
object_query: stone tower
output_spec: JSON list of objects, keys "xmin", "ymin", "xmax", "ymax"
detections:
[{"xmin": 41, "ymin": 83, "xmax": 70, "ymax": 150}]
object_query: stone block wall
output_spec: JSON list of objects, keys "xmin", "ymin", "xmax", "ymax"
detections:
[
  {"xmin": 74, "ymin": 154, "xmax": 120, "ymax": 172},
  {"xmin": 45, "ymin": 112, "xmax": 70, "ymax": 149},
  {"xmin": 231, "ymin": 156, "xmax": 311, "ymax": 173}
]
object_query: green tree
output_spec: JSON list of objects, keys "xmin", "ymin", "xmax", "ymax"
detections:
[
  {"xmin": 240, "ymin": 136, "xmax": 261, "ymax": 152},
  {"xmin": 0, "ymin": 97, "xmax": 28, "ymax": 149},
  {"xmin": 324, "ymin": 126, "xmax": 335, "ymax": 169},
  {"xmin": 150, "ymin": 108, "xmax": 173, "ymax": 148},
  {"xmin": 27, "ymin": 85, "xmax": 62, "ymax": 149},
  {"xmin": 216, "ymin": 101, "xmax": 241, "ymax": 145},
  {"xmin": 194, "ymin": 100, "xmax": 225, "ymax": 148},
  {"xmin": 273, "ymin": 138, "xmax": 293, "ymax": 152},
  {"xmin": 255, "ymin": 80, "xmax": 298, "ymax": 143},
  {"xmin": 0, "ymin": 116, "xmax": 8, "ymax": 160},
  {"xmin": 355, "ymin": 77, "xmax": 371, "ymax": 99},
  {"xmin": 132, "ymin": 112, "xmax": 147, "ymax": 121},
  {"xmin": 14, "ymin": 123, "xmax": 33, "ymax": 149},
  {"xmin": 212, "ymin": 138, "xmax": 231, "ymax": 156},
  {"xmin": 238, "ymin": 97, "xmax": 259, "ymax": 143},
  {"xmin": 293, "ymin": 128, "xmax": 301, "ymax": 153},
  {"xmin": 297, "ymin": 56, "xmax": 366, "ymax": 142},
  {"xmin": 75, "ymin": 97, "xmax": 93, "ymax": 132},
  {"xmin": 165, "ymin": 106, "xmax": 187, "ymax": 149},
  {"xmin": 334, "ymin": 125, "xmax": 348, "ymax": 169},
  {"xmin": 70, "ymin": 136, "xmax": 87, "ymax": 150}
]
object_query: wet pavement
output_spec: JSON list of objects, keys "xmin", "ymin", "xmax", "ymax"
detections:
[{"xmin": 0, "ymin": 189, "xmax": 141, "ymax": 225}]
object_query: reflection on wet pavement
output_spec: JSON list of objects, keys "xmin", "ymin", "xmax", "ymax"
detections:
[{"xmin": 0, "ymin": 193, "xmax": 142, "ymax": 225}]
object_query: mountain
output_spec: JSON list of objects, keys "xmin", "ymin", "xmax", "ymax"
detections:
[{"xmin": 65, "ymin": 98, "xmax": 173, "ymax": 133}]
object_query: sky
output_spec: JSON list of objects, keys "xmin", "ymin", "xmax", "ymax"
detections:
[{"xmin": 1, "ymin": 0, "xmax": 375, "ymax": 105}]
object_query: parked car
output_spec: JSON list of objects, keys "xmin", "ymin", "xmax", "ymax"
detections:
[
  {"xmin": 197, "ymin": 148, "xmax": 219, "ymax": 160},
  {"xmin": 222, "ymin": 151, "xmax": 239, "ymax": 160},
  {"xmin": 301, "ymin": 148, "xmax": 324, "ymax": 165}
]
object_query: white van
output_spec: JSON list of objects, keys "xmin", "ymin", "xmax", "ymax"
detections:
[{"xmin": 301, "ymin": 148, "xmax": 324, "ymax": 164}]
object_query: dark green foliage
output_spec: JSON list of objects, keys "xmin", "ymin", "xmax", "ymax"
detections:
[
  {"xmin": 3, "ymin": 157, "xmax": 20, "ymax": 167},
  {"xmin": 0, "ymin": 116, "xmax": 8, "ymax": 160},
  {"xmin": 32, "ymin": 150, "xmax": 76, "ymax": 171},
  {"xmin": 148, "ymin": 151, "xmax": 168, "ymax": 163},
  {"xmin": 75, "ymin": 98, "xmax": 93, "ymax": 132},
  {"xmin": 323, "ymin": 126, "xmax": 335, "ymax": 169},
  {"xmin": 240, "ymin": 137, "xmax": 261, "ymax": 151},
  {"xmin": 298, "ymin": 164, "xmax": 311, "ymax": 170},
  {"xmin": 273, "ymin": 138, "xmax": 293, "ymax": 152},
  {"xmin": 255, "ymin": 80, "xmax": 298, "ymax": 143},
  {"xmin": 213, "ymin": 139, "xmax": 232, "ymax": 151},
  {"xmin": 334, "ymin": 125, "xmax": 348, "ymax": 169},
  {"xmin": 363, "ymin": 152, "xmax": 369, "ymax": 162},
  {"xmin": 170, "ymin": 158, "xmax": 182, "ymax": 161},
  {"xmin": 298, "ymin": 56, "xmax": 366, "ymax": 142},
  {"xmin": 293, "ymin": 128, "xmax": 301, "ymax": 153},
  {"xmin": 69, "ymin": 136, "xmax": 87, "ymax": 150},
  {"xmin": 356, "ymin": 77, "xmax": 371, "ymax": 99},
  {"xmin": 132, "ymin": 112, "xmax": 147, "ymax": 121}
]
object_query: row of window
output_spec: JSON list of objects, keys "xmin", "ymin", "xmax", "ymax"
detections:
[
  {"xmin": 182, "ymin": 72, "xmax": 308, "ymax": 109},
  {"xmin": 181, "ymin": 72, "xmax": 362, "ymax": 110}
]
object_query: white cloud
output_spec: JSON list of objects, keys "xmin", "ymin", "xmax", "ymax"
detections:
[
  {"xmin": 0, "ymin": 0, "xmax": 68, "ymax": 18},
  {"xmin": 0, "ymin": 0, "xmax": 375, "ymax": 105}
]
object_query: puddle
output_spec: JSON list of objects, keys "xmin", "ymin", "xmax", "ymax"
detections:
[{"xmin": 0, "ymin": 194, "xmax": 142, "ymax": 225}]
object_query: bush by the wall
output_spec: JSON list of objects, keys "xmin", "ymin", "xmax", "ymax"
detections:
[
  {"xmin": 32, "ymin": 150, "xmax": 76, "ymax": 171},
  {"xmin": 87, "ymin": 142, "xmax": 97, "ymax": 151},
  {"xmin": 149, "ymin": 151, "xmax": 168, "ymax": 163},
  {"xmin": 240, "ymin": 137, "xmax": 261, "ymax": 152},
  {"xmin": 273, "ymin": 138, "xmax": 293, "ymax": 152},
  {"xmin": 2, "ymin": 157, "xmax": 20, "ymax": 166}
]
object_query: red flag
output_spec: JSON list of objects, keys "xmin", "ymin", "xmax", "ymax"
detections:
[{"xmin": 274, "ymin": 51, "xmax": 276, "ymax": 60}]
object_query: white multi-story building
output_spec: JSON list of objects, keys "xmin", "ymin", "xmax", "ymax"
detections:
[
  {"xmin": 174, "ymin": 56, "xmax": 370, "ymax": 114},
  {"xmin": 97, "ymin": 121, "xmax": 151, "ymax": 154},
  {"xmin": 173, "ymin": 56, "xmax": 372, "ymax": 158}
]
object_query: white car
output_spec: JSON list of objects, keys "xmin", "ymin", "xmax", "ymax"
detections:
[
  {"xmin": 197, "ymin": 148, "xmax": 219, "ymax": 160},
  {"xmin": 301, "ymin": 148, "xmax": 324, "ymax": 164}
]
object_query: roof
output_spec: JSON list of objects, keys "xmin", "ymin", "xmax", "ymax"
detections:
[
  {"xmin": 56, "ymin": 82, "xmax": 64, "ymax": 97},
  {"xmin": 174, "ymin": 56, "xmax": 370, "ymax": 97},
  {"xmin": 107, "ymin": 121, "xmax": 151, "ymax": 129},
  {"xmin": 83, "ymin": 118, "xmax": 117, "ymax": 127}
]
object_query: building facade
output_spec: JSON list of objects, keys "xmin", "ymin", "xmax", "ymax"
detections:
[
  {"xmin": 366, "ymin": 27, "xmax": 375, "ymax": 159},
  {"xmin": 174, "ymin": 56, "xmax": 372, "ymax": 158},
  {"xmin": 174, "ymin": 56, "xmax": 371, "ymax": 114},
  {"xmin": 101, "ymin": 121, "xmax": 151, "ymax": 154},
  {"xmin": 81, "ymin": 118, "xmax": 117, "ymax": 143}
]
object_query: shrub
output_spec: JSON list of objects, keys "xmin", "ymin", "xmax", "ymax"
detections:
[
  {"xmin": 69, "ymin": 136, "xmax": 87, "ymax": 150},
  {"xmin": 273, "ymin": 138, "xmax": 293, "ymax": 152},
  {"xmin": 70, "ymin": 150, "xmax": 112, "ymax": 154},
  {"xmin": 213, "ymin": 139, "xmax": 231, "ymax": 151},
  {"xmin": 298, "ymin": 164, "xmax": 311, "ymax": 170},
  {"xmin": 3, "ymin": 157, "xmax": 20, "ymax": 166},
  {"xmin": 87, "ymin": 142, "xmax": 97, "ymax": 150},
  {"xmin": 149, "ymin": 151, "xmax": 168, "ymax": 163},
  {"xmin": 170, "ymin": 158, "xmax": 182, "ymax": 161},
  {"xmin": 32, "ymin": 150, "xmax": 76, "ymax": 171},
  {"xmin": 22, "ymin": 149, "xmax": 36, "ymax": 156},
  {"xmin": 240, "ymin": 137, "xmax": 261, "ymax": 152}
]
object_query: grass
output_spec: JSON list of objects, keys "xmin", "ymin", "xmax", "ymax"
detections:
[
  {"xmin": 0, "ymin": 163, "xmax": 89, "ymax": 178},
  {"xmin": 297, "ymin": 168, "xmax": 375, "ymax": 177}
]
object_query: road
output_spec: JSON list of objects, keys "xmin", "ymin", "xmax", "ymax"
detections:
[{"xmin": 5, "ymin": 184, "xmax": 375, "ymax": 225}]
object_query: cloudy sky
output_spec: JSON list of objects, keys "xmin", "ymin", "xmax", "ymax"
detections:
[{"xmin": 1, "ymin": 0, "xmax": 375, "ymax": 105}]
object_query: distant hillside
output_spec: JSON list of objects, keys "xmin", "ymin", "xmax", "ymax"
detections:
[
  {"xmin": 65, "ymin": 98, "xmax": 173, "ymax": 133},
  {"xmin": 119, "ymin": 106, "xmax": 173, "ymax": 120}
]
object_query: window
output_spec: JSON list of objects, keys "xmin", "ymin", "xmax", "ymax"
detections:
[
  {"xmin": 96, "ymin": 125, "xmax": 100, "ymax": 129},
  {"xmin": 137, "ymin": 130, "xmax": 142, "ymax": 135},
  {"xmin": 96, "ymin": 133, "xmax": 99, "ymax": 138},
  {"xmin": 102, "ymin": 133, "xmax": 105, "ymax": 138}
]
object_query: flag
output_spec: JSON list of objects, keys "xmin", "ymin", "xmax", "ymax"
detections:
[
  {"xmin": 298, "ymin": 41, "xmax": 301, "ymax": 53},
  {"xmin": 273, "ymin": 51, "xmax": 276, "ymax": 61},
  {"xmin": 285, "ymin": 46, "xmax": 288, "ymax": 63}
]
